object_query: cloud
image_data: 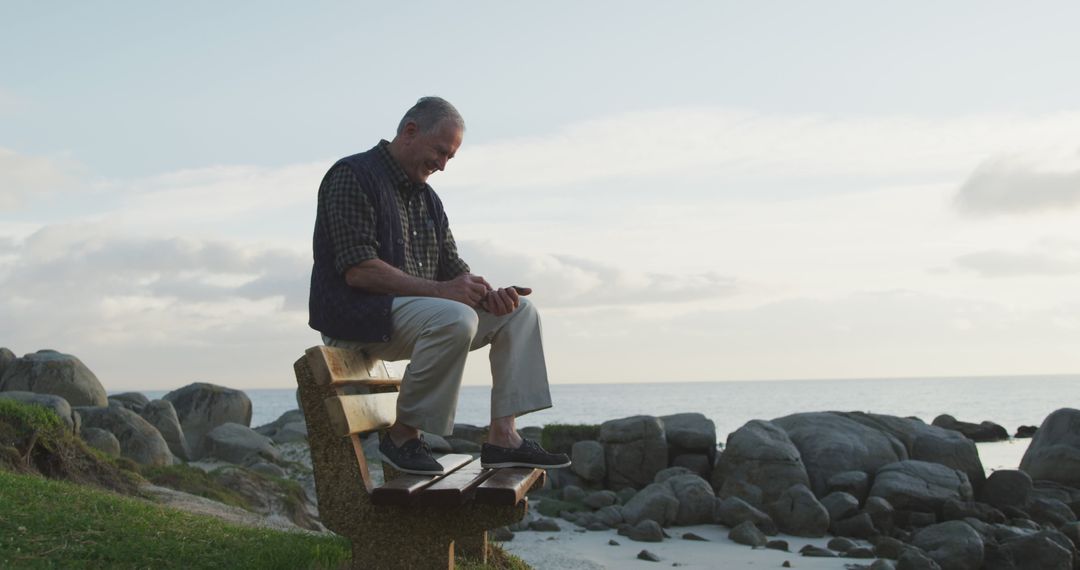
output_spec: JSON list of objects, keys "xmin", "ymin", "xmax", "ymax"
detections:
[
  {"xmin": 954, "ymin": 152, "xmax": 1080, "ymax": 216},
  {"xmin": 0, "ymin": 147, "xmax": 80, "ymax": 210},
  {"xmin": 955, "ymin": 239, "xmax": 1080, "ymax": 277}
]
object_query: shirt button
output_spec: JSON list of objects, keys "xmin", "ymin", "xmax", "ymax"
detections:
[
  {"xmin": 395, "ymin": 238, "xmax": 404, "ymax": 244},
  {"xmin": 418, "ymin": 262, "xmax": 423, "ymax": 267},
  {"xmin": 412, "ymin": 231, "xmax": 417, "ymax": 236}
]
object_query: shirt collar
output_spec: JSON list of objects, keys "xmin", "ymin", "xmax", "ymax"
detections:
[{"xmin": 376, "ymin": 140, "xmax": 426, "ymax": 194}]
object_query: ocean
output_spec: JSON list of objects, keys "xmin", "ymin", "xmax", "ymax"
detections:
[{"xmin": 142, "ymin": 374, "xmax": 1079, "ymax": 443}]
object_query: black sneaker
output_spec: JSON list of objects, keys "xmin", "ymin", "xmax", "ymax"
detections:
[
  {"xmin": 379, "ymin": 435, "xmax": 444, "ymax": 475},
  {"xmin": 481, "ymin": 438, "xmax": 571, "ymax": 469}
]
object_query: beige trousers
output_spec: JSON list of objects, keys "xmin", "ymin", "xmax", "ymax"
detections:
[{"xmin": 322, "ymin": 296, "xmax": 552, "ymax": 435}]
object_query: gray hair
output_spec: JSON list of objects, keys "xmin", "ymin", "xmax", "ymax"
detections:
[{"xmin": 396, "ymin": 96, "xmax": 465, "ymax": 135}]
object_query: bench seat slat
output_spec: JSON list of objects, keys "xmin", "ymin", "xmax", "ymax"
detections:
[
  {"xmin": 417, "ymin": 461, "xmax": 494, "ymax": 507},
  {"xmin": 306, "ymin": 345, "xmax": 398, "ymax": 386},
  {"xmin": 370, "ymin": 454, "xmax": 475, "ymax": 506},
  {"xmin": 325, "ymin": 393, "xmax": 398, "ymax": 436},
  {"xmin": 474, "ymin": 468, "xmax": 545, "ymax": 506}
]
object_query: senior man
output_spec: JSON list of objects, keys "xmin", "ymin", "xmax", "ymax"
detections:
[{"xmin": 308, "ymin": 96, "xmax": 569, "ymax": 475}]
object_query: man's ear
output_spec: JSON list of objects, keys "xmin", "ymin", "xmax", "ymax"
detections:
[{"xmin": 400, "ymin": 121, "xmax": 419, "ymax": 143}]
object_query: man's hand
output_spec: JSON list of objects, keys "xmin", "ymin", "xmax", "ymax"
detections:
[
  {"xmin": 481, "ymin": 286, "xmax": 531, "ymax": 316},
  {"xmin": 436, "ymin": 273, "xmax": 492, "ymax": 307}
]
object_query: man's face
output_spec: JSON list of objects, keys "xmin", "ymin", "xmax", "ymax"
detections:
[{"xmin": 400, "ymin": 120, "xmax": 464, "ymax": 184}]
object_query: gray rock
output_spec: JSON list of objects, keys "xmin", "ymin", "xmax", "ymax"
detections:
[
  {"xmin": 765, "ymin": 539, "xmax": 789, "ymax": 551},
  {"xmin": 832, "ymin": 512, "xmax": 877, "ymax": 539},
  {"xmin": 869, "ymin": 460, "xmax": 974, "ymax": 513},
  {"xmin": 769, "ymin": 483, "xmax": 830, "ymax": 537},
  {"xmin": 570, "ymin": 440, "xmax": 605, "ymax": 482},
  {"xmin": 1028, "ymin": 497, "xmax": 1077, "ymax": 527},
  {"xmin": 654, "ymin": 466, "xmax": 693, "ymax": 484},
  {"xmin": 821, "ymin": 491, "xmax": 860, "ymax": 522},
  {"xmin": 713, "ymin": 419, "xmax": 810, "ymax": 506},
  {"xmin": 874, "ymin": 536, "xmax": 908, "ymax": 559},
  {"xmin": 897, "ymin": 548, "xmax": 943, "ymax": 570},
  {"xmin": 665, "ymin": 474, "xmax": 716, "ymax": 526},
  {"xmin": 447, "ymin": 438, "xmax": 481, "ymax": 453},
  {"xmin": 164, "ymin": 382, "xmax": 253, "ymax": 459},
  {"xmin": 108, "ymin": 392, "xmax": 150, "ymax": 413},
  {"xmin": 204, "ymin": 422, "xmax": 280, "ymax": 464},
  {"xmin": 528, "ymin": 517, "xmax": 561, "ymax": 532},
  {"xmin": 0, "ymin": 350, "xmax": 107, "ymax": 407},
  {"xmin": 626, "ymin": 519, "xmax": 664, "ymax": 542},
  {"xmin": 450, "ymin": 423, "xmax": 487, "ymax": 445},
  {"xmin": 980, "ymin": 469, "xmax": 1033, "ymax": 510},
  {"xmin": 799, "ymin": 544, "xmax": 837, "ymax": 557},
  {"xmin": 636, "ymin": 549, "xmax": 661, "ymax": 562},
  {"xmin": 911, "ymin": 520, "xmax": 984, "ymax": 570},
  {"xmin": 932, "ymin": 414, "xmax": 1008, "ymax": 443},
  {"xmin": 714, "ymin": 495, "xmax": 778, "ymax": 535},
  {"xmin": 995, "ymin": 530, "xmax": 1075, "ymax": 570},
  {"xmin": 621, "ymin": 483, "xmax": 679, "ymax": 526},
  {"xmin": 827, "ymin": 470, "xmax": 871, "ymax": 504},
  {"xmin": 1021, "ymin": 408, "xmax": 1080, "ymax": 488},
  {"xmin": 249, "ymin": 461, "xmax": 287, "ymax": 478},
  {"xmin": 941, "ymin": 499, "xmax": 1005, "ymax": 524},
  {"xmin": 583, "ymin": 490, "xmax": 618, "ymax": 509},
  {"xmin": 827, "ymin": 536, "xmax": 857, "ymax": 552},
  {"xmin": 562, "ymin": 485, "xmax": 587, "ymax": 503},
  {"xmin": 594, "ymin": 505, "xmax": 624, "ymax": 527},
  {"xmin": 773, "ymin": 412, "xmax": 906, "ymax": 497},
  {"xmin": 422, "ymin": 433, "xmax": 452, "ymax": 454},
  {"xmin": 80, "ymin": 426, "xmax": 120, "ymax": 457},
  {"xmin": 0, "ymin": 391, "xmax": 79, "ymax": 433},
  {"xmin": 681, "ymin": 532, "xmax": 708, "ymax": 541},
  {"xmin": 672, "ymin": 454, "xmax": 711, "ymax": 479},
  {"xmin": 616, "ymin": 487, "xmax": 637, "ymax": 505},
  {"xmin": 728, "ymin": 520, "xmax": 767, "ymax": 547},
  {"xmin": 0, "ymin": 347, "xmax": 15, "ymax": 377},
  {"xmin": 599, "ymin": 415, "xmax": 668, "ymax": 489},
  {"xmin": 491, "ymin": 527, "xmax": 514, "ymax": 542},
  {"xmin": 140, "ymin": 399, "xmax": 189, "ymax": 461},
  {"xmin": 659, "ymin": 412, "xmax": 717, "ymax": 453},
  {"xmin": 871, "ymin": 560, "xmax": 897, "ymax": 570},
  {"xmin": 847, "ymin": 546, "xmax": 876, "ymax": 559},
  {"xmin": 77, "ymin": 403, "xmax": 173, "ymax": 466}
]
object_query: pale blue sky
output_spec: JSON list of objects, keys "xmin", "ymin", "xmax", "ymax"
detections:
[{"xmin": 2, "ymin": 2, "xmax": 1079, "ymax": 390}]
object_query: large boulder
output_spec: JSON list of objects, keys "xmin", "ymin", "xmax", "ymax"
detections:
[
  {"xmin": 0, "ymin": 350, "xmax": 107, "ymax": 407},
  {"xmin": 76, "ymin": 403, "xmax": 173, "ymax": 466},
  {"xmin": 621, "ymin": 482, "xmax": 679, "ymax": 526},
  {"xmin": 714, "ymin": 496, "xmax": 778, "ymax": 534},
  {"xmin": 713, "ymin": 419, "xmax": 809, "ymax": 506},
  {"xmin": 80, "ymin": 426, "xmax": 120, "ymax": 457},
  {"xmin": 253, "ymin": 409, "xmax": 308, "ymax": 445},
  {"xmin": 869, "ymin": 461, "xmax": 974, "ymax": 514},
  {"xmin": 204, "ymin": 422, "xmax": 280, "ymax": 465},
  {"xmin": 108, "ymin": 392, "xmax": 150, "ymax": 414},
  {"xmin": 910, "ymin": 521, "xmax": 984, "ymax": 570},
  {"xmin": 140, "ymin": 399, "xmax": 190, "ymax": 461},
  {"xmin": 994, "ymin": 530, "xmax": 1075, "ymax": 570},
  {"xmin": 163, "ymin": 382, "xmax": 252, "ymax": 459},
  {"xmin": 979, "ymin": 469, "xmax": 1032, "ymax": 510},
  {"xmin": 0, "ymin": 391, "xmax": 79, "ymax": 433},
  {"xmin": 0, "ymin": 347, "xmax": 15, "ymax": 377},
  {"xmin": 931, "ymin": 414, "xmax": 1008, "ymax": 443},
  {"xmin": 570, "ymin": 440, "xmax": 605, "ymax": 483},
  {"xmin": 1020, "ymin": 408, "xmax": 1080, "ymax": 488},
  {"xmin": 768, "ymin": 483, "xmax": 830, "ymax": 537},
  {"xmin": 773, "ymin": 412, "xmax": 906, "ymax": 497},
  {"xmin": 599, "ymin": 415, "xmax": 668, "ymax": 489},
  {"xmin": 659, "ymin": 413, "xmax": 717, "ymax": 459},
  {"xmin": 665, "ymin": 474, "xmax": 716, "ymax": 526}
]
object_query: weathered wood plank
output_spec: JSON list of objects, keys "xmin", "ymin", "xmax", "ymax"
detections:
[
  {"xmin": 324, "ymin": 393, "xmax": 397, "ymax": 436},
  {"xmin": 417, "ymin": 461, "xmax": 494, "ymax": 507},
  {"xmin": 370, "ymin": 454, "xmax": 475, "ymax": 506},
  {"xmin": 305, "ymin": 345, "xmax": 400, "ymax": 387},
  {"xmin": 475, "ymin": 468, "xmax": 545, "ymax": 506}
]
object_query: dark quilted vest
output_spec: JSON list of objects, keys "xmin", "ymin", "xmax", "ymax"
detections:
[{"xmin": 308, "ymin": 146, "xmax": 446, "ymax": 342}]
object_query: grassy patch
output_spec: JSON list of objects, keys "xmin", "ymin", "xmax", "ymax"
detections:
[
  {"xmin": 540, "ymin": 423, "xmax": 600, "ymax": 455},
  {"xmin": 0, "ymin": 469, "xmax": 349, "ymax": 569},
  {"xmin": 141, "ymin": 464, "xmax": 253, "ymax": 510}
]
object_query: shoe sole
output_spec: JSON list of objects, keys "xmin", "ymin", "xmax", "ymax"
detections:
[
  {"xmin": 481, "ymin": 460, "xmax": 572, "ymax": 469},
  {"xmin": 379, "ymin": 452, "xmax": 445, "ymax": 476}
]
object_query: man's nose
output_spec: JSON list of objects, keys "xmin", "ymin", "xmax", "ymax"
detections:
[{"xmin": 436, "ymin": 156, "xmax": 448, "ymax": 171}]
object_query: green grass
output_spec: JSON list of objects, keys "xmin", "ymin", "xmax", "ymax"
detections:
[{"xmin": 140, "ymin": 464, "xmax": 253, "ymax": 510}]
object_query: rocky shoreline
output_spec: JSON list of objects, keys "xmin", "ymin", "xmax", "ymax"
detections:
[{"xmin": 3, "ymin": 347, "xmax": 1079, "ymax": 569}]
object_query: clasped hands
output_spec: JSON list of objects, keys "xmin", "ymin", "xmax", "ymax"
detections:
[{"xmin": 440, "ymin": 273, "xmax": 531, "ymax": 316}]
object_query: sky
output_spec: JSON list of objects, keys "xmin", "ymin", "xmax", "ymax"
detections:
[{"xmin": 2, "ymin": 2, "xmax": 1079, "ymax": 391}]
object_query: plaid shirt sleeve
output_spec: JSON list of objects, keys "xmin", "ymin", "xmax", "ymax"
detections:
[
  {"xmin": 437, "ymin": 210, "xmax": 471, "ymax": 280},
  {"xmin": 320, "ymin": 164, "xmax": 379, "ymax": 275}
]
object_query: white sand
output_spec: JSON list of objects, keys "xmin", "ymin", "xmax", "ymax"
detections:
[{"xmin": 503, "ymin": 439, "xmax": 1034, "ymax": 569}]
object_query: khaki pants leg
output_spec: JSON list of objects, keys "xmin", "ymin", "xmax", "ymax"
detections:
[{"xmin": 322, "ymin": 296, "xmax": 552, "ymax": 435}]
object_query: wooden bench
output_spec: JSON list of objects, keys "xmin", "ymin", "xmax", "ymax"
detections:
[{"xmin": 294, "ymin": 345, "xmax": 545, "ymax": 570}]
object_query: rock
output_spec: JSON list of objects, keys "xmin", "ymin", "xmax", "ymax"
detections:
[
  {"xmin": 208, "ymin": 465, "xmax": 322, "ymax": 531},
  {"xmin": 769, "ymin": 483, "xmax": 830, "ymax": 537},
  {"xmin": 80, "ymin": 426, "xmax": 120, "ymax": 457},
  {"xmin": 1021, "ymin": 408, "xmax": 1080, "ymax": 487},
  {"xmin": 869, "ymin": 460, "xmax": 973, "ymax": 513},
  {"xmin": 570, "ymin": 440, "xmax": 605, "ymax": 482},
  {"xmin": 729, "ymin": 520, "xmax": 767, "ymax": 547},
  {"xmin": 0, "ymin": 347, "xmax": 15, "ymax": 377},
  {"xmin": 491, "ymin": 527, "xmax": 514, "ymax": 542},
  {"xmin": 562, "ymin": 485, "xmax": 587, "ymax": 503},
  {"xmin": 714, "ymin": 495, "xmax": 779, "ymax": 535},
  {"xmin": 671, "ymin": 453, "xmax": 711, "ymax": 479},
  {"xmin": 681, "ymin": 532, "xmax": 708, "ymax": 541},
  {"xmin": 871, "ymin": 560, "xmax": 897, "ymax": 570},
  {"xmin": 420, "ymin": 433, "xmax": 451, "ymax": 454},
  {"xmin": 773, "ymin": 412, "xmax": 906, "ymax": 497},
  {"xmin": 713, "ymin": 419, "xmax": 810, "ymax": 505},
  {"xmin": 799, "ymin": 544, "xmax": 836, "ymax": 557},
  {"xmin": 832, "ymin": 512, "xmax": 877, "ymax": 539},
  {"xmin": 164, "ymin": 382, "xmax": 253, "ymax": 460},
  {"xmin": 873, "ymin": 536, "xmax": 908, "ymax": 559},
  {"xmin": 659, "ymin": 412, "xmax": 716, "ymax": 455},
  {"xmin": 547, "ymin": 468, "xmax": 585, "ymax": 490},
  {"xmin": 940, "ymin": 499, "xmax": 1005, "ymax": 524},
  {"xmin": 980, "ymin": 469, "xmax": 1033, "ymax": 510},
  {"xmin": 1030, "ymin": 479, "xmax": 1080, "ymax": 505},
  {"xmin": 583, "ymin": 490, "xmax": 617, "ymax": 510},
  {"xmin": 897, "ymin": 548, "xmax": 943, "ymax": 570},
  {"xmin": 621, "ymin": 483, "xmax": 679, "ymax": 526},
  {"xmin": 528, "ymin": 517, "xmax": 561, "ymax": 532},
  {"xmin": 254, "ymin": 409, "xmax": 308, "ymax": 444},
  {"xmin": 828, "ymin": 536, "xmax": 857, "ymax": 552},
  {"xmin": 902, "ymin": 511, "xmax": 938, "ymax": 529},
  {"xmin": 636, "ymin": 549, "xmax": 661, "ymax": 562},
  {"xmin": 450, "ymin": 423, "xmax": 487, "ymax": 445},
  {"xmin": 1061, "ymin": 521, "xmax": 1080, "ymax": 549},
  {"xmin": 0, "ymin": 350, "xmax": 107, "ymax": 407},
  {"xmin": 664, "ymin": 474, "xmax": 716, "ymax": 526},
  {"xmin": 586, "ymin": 522, "xmax": 607, "ymax": 531},
  {"xmin": 911, "ymin": 520, "xmax": 984, "ymax": 570},
  {"xmin": 865, "ymin": 496, "xmax": 896, "ymax": 534},
  {"xmin": 1015, "ymin": 425, "xmax": 1038, "ymax": 439},
  {"xmin": 1028, "ymin": 497, "xmax": 1077, "ymax": 527},
  {"xmin": 140, "ymin": 399, "xmax": 190, "ymax": 461},
  {"xmin": 108, "ymin": 392, "xmax": 150, "ymax": 413},
  {"xmin": 0, "ymin": 391, "xmax": 79, "ymax": 433},
  {"xmin": 654, "ymin": 466, "xmax": 693, "ymax": 484},
  {"xmin": 594, "ymin": 505, "xmax": 624, "ymax": 527},
  {"xmin": 996, "ymin": 530, "xmax": 1075, "ymax": 570},
  {"xmin": 249, "ymin": 461, "xmax": 287, "ymax": 478},
  {"xmin": 599, "ymin": 415, "xmax": 668, "ymax": 489},
  {"xmin": 204, "ymin": 422, "xmax": 281, "ymax": 465},
  {"xmin": 932, "ymin": 414, "xmax": 1009, "ymax": 443},
  {"xmin": 821, "ymin": 491, "xmax": 861, "ymax": 522},
  {"xmin": 616, "ymin": 487, "xmax": 637, "ymax": 504},
  {"xmin": 76, "ymin": 403, "xmax": 173, "ymax": 466},
  {"xmin": 827, "ymin": 470, "xmax": 871, "ymax": 503},
  {"xmin": 765, "ymin": 539, "xmax": 789, "ymax": 551},
  {"xmin": 626, "ymin": 519, "xmax": 664, "ymax": 542},
  {"xmin": 608, "ymin": 539, "xmax": 619, "ymax": 546}
]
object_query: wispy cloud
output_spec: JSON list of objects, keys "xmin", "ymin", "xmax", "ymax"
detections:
[
  {"xmin": 0, "ymin": 147, "xmax": 81, "ymax": 210},
  {"xmin": 954, "ymin": 151, "xmax": 1080, "ymax": 216},
  {"xmin": 955, "ymin": 238, "xmax": 1080, "ymax": 277}
]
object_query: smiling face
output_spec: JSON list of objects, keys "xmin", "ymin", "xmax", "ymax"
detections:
[{"xmin": 395, "ymin": 119, "xmax": 464, "ymax": 184}]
